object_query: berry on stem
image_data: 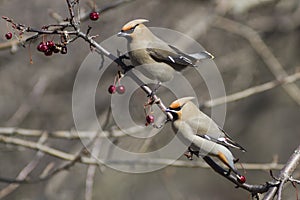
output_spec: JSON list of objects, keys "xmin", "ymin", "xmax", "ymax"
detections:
[
  {"xmin": 237, "ymin": 175, "xmax": 246, "ymax": 184},
  {"xmin": 37, "ymin": 42, "xmax": 48, "ymax": 52},
  {"xmin": 46, "ymin": 41, "xmax": 55, "ymax": 49},
  {"xmin": 108, "ymin": 85, "xmax": 116, "ymax": 94},
  {"xmin": 146, "ymin": 115, "xmax": 155, "ymax": 124},
  {"xmin": 5, "ymin": 32, "xmax": 12, "ymax": 40},
  {"xmin": 89, "ymin": 11, "xmax": 99, "ymax": 21},
  {"xmin": 117, "ymin": 85, "xmax": 125, "ymax": 94}
]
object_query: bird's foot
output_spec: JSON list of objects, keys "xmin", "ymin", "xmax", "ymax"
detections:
[
  {"xmin": 225, "ymin": 169, "xmax": 232, "ymax": 176},
  {"xmin": 184, "ymin": 151, "xmax": 193, "ymax": 160},
  {"xmin": 233, "ymin": 158, "xmax": 239, "ymax": 164},
  {"xmin": 184, "ymin": 148, "xmax": 199, "ymax": 160},
  {"xmin": 144, "ymin": 97, "xmax": 155, "ymax": 107}
]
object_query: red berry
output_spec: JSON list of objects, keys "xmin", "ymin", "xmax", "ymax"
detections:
[
  {"xmin": 61, "ymin": 46, "xmax": 67, "ymax": 54},
  {"xmin": 117, "ymin": 85, "xmax": 125, "ymax": 94},
  {"xmin": 5, "ymin": 32, "xmax": 12, "ymax": 40},
  {"xmin": 44, "ymin": 49, "xmax": 53, "ymax": 56},
  {"xmin": 146, "ymin": 115, "xmax": 155, "ymax": 124},
  {"xmin": 237, "ymin": 175, "xmax": 246, "ymax": 184},
  {"xmin": 37, "ymin": 42, "xmax": 48, "ymax": 52},
  {"xmin": 108, "ymin": 85, "xmax": 116, "ymax": 94},
  {"xmin": 89, "ymin": 12, "xmax": 99, "ymax": 21},
  {"xmin": 46, "ymin": 41, "xmax": 55, "ymax": 48}
]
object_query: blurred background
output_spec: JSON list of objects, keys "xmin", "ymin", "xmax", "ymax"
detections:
[{"xmin": 0, "ymin": 0, "xmax": 300, "ymax": 199}]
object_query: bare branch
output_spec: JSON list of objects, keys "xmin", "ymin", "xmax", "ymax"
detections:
[
  {"xmin": 6, "ymin": 76, "xmax": 48, "ymax": 126},
  {"xmin": 0, "ymin": 134, "xmax": 285, "ymax": 171},
  {"xmin": 0, "ymin": 126, "xmax": 147, "ymax": 139},
  {"xmin": 203, "ymin": 156, "xmax": 279, "ymax": 198},
  {"xmin": 289, "ymin": 177, "xmax": 300, "ymax": 185},
  {"xmin": 0, "ymin": 135, "xmax": 90, "ymax": 163},
  {"xmin": 65, "ymin": 0, "xmax": 77, "ymax": 27},
  {"xmin": 212, "ymin": 16, "xmax": 300, "ymax": 106},
  {"xmin": 263, "ymin": 145, "xmax": 300, "ymax": 200},
  {"xmin": 202, "ymin": 71, "xmax": 300, "ymax": 108},
  {"xmin": 85, "ymin": 137, "xmax": 102, "ymax": 200},
  {"xmin": 0, "ymin": 133, "xmax": 47, "ymax": 199}
]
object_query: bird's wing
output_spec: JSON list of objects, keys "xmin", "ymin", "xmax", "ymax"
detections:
[
  {"xmin": 188, "ymin": 118, "xmax": 246, "ymax": 152},
  {"xmin": 168, "ymin": 45, "xmax": 213, "ymax": 62},
  {"xmin": 218, "ymin": 127, "xmax": 246, "ymax": 152},
  {"xmin": 146, "ymin": 47, "xmax": 195, "ymax": 69}
]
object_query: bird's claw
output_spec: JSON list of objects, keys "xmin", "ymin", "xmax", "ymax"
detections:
[
  {"xmin": 184, "ymin": 147, "xmax": 199, "ymax": 160},
  {"xmin": 184, "ymin": 151, "xmax": 193, "ymax": 160},
  {"xmin": 225, "ymin": 169, "xmax": 232, "ymax": 176}
]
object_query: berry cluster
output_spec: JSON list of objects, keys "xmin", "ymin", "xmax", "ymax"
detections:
[
  {"xmin": 108, "ymin": 84, "xmax": 125, "ymax": 94},
  {"xmin": 37, "ymin": 41, "xmax": 67, "ymax": 56}
]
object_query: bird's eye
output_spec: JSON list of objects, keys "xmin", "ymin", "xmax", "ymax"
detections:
[
  {"xmin": 122, "ymin": 24, "xmax": 139, "ymax": 34},
  {"xmin": 127, "ymin": 29, "xmax": 135, "ymax": 34}
]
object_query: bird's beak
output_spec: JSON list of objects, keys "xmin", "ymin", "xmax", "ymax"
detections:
[{"xmin": 117, "ymin": 31, "xmax": 129, "ymax": 37}]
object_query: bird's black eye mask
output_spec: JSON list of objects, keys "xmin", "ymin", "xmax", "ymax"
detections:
[
  {"xmin": 168, "ymin": 106, "xmax": 182, "ymax": 111},
  {"xmin": 121, "ymin": 24, "xmax": 139, "ymax": 34},
  {"xmin": 168, "ymin": 102, "xmax": 187, "ymax": 111}
]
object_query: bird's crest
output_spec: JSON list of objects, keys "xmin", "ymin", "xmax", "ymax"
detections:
[
  {"xmin": 169, "ymin": 97, "xmax": 195, "ymax": 109},
  {"xmin": 121, "ymin": 19, "xmax": 149, "ymax": 31}
]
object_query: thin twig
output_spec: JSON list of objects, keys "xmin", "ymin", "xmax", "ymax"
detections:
[
  {"xmin": 0, "ymin": 133, "xmax": 47, "ymax": 199},
  {"xmin": 0, "ymin": 0, "xmax": 134, "ymax": 51},
  {"xmin": 35, "ymin": 130, "xmax": 101, "ymax": 183},
  {"xmin": 0, "ymin": 126, "xmax": 146, "ymax": 139},
  {"xmin": 202, "ymin": 71, "xmax": 300, "ymax": 108},
  {"xmin": 290, "ymin": 177, "xmax": 300, "ymax": 185},
  {"xmin": 85, "ymin": 137, "xmax": 102, "ymax": 200},
  {"xmin": 65, "ymin": 0, "xmax": 77, "ymax": 27},
  {"xmin": 81, "ymin": 0, "xmax": 135, "ymax": 21},
  {"xmin": 0, "ymin": 134, "xmax": 286, "ymax": 172},
  {"xmin": 6, "ymin": 76, "xmax": 48, "ymax": 126}
]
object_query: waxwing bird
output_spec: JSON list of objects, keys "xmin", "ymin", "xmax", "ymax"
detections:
[
  {"xmin": 166, "ymin": 97, "xmax": 245, "ymax": 175},
  {"xmin": 117, "ymin": 19, "xmax": 214, "ymax": 83}
]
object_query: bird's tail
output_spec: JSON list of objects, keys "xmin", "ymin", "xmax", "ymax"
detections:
[
  {"xmin": 189, "ymin": 51, "xmax": 214, "ymax": 61},
  {"xmin": 223, "ymin": 137, "xmax": 247, "ymax": 152},
  {"xmin": 217, "ymin": 150, "xmax": 240, "ymax": 176}
]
